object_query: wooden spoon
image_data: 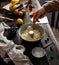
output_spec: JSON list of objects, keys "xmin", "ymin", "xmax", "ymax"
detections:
[{"xmin": 32, "ymin": 20, "xmax": 36, "ymax": 29}]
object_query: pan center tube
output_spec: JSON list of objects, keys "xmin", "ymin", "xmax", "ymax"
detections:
[{"xmin": 28, "ymin": 30, "xmax": 34, "ymax": 38}]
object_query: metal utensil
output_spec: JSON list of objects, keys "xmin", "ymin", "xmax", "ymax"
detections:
[{"xmin": 0, "ymin": 16, "xmax": 14, "ymax": 21}]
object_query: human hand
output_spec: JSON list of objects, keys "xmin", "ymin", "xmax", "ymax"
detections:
[{"xmin": 33, "ymin": 6, "xmax": 46, "ymax": 23}]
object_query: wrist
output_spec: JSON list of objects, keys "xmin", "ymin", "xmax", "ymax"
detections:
[{"xmin": 41, "ymin": 6, "xmax": 46, "ymax": 14}]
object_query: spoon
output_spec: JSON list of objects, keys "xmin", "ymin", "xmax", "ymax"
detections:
[{"xmin": 32, "ymin": 20, "xmax": 36, "ymax": 29}]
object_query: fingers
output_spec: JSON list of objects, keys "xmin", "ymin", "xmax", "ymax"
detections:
[
  {"xmin": 35, "ymin": 15, "xmax": 40, "ymax": 22},
  {"xmin": 33, "ymin": 11, "xmax": 38, "ymax": 22},
  {"xmin": 33, "ymin": 12, "xmax": 40, "ymax": 22},
  {"xmin": 33, "ymin": 12, "xmax": 44, "ymax": 22},
  {"xmin": 35, "ymin": 14, "xmax": 44, "ymax": 21},
  {"xmin": 33, "ymin": 6, "xmax": 46, "ymax": 23}
]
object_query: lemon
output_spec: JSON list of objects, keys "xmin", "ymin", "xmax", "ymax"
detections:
[
  {"xmin": 16, "ymin": 18, "xmax": 23, "ymax": 24},
  {"xmin": 9, "ymin": 4, "xmax": 14, "ymax": 11},
  {"xmin": 11, "ymin": 0, "xmax": 20, "ymax": 4},
  {"xmin": 12, "ymin": 5, "xmax": 17, "ymax": 10},
  {"xmin": 9, "ymin": 4, "xmax": 17, "ymax": 11}
]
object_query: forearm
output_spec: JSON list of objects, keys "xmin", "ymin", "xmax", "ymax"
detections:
[{"xmin": 43, "ymin": 0, "xmax": 59, "ymax": 12}]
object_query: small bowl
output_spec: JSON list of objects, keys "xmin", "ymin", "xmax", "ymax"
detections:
[
  {"xmin": 31, "ymin": 47, "xmax": 46, "ymax": 58},
  {"xmin": 16, "ymin": 45, "xmax": 25, "ymax": 53}
]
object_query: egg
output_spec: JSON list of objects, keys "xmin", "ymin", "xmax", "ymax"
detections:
[
  {"xmin": 14, "ymin": 9, "xmax": 19, "ymax": 15},
  {"xmin": 21, "ymin": 9, "xmax": 26, "ymax": 14},
  {"xmin": 18, "ymin": 11, "xmax": 23, "ymax": 16}
]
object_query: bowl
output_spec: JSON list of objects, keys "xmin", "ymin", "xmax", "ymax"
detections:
[
  {"xmin": 31, "ymin": 47, "xmax": 46, "ymax": 58},
  {"xmin": 17, "ymin": 23, "xmax": 44, "ymax": 42}
]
